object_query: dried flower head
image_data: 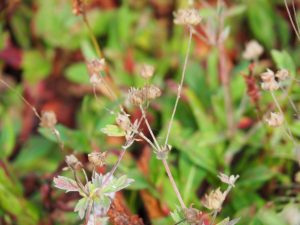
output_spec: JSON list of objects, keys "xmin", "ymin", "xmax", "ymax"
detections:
[
  {"xmin": 242, "ymin": 40, "xmax": 264, "ymax": 60},
  {"xmin": 127, "ymin": 88, "xmax": 145, "ymax": 106},
  {"xmin": 218, "ymin": 173, "xmax": 239, "ymax": 187},
  {"xmin": 140, "ymin": 64, "xmax": 155, "ymax": 79},
  {"xmin": 260, "ymin": 69, "xmax": 279, "ymax": 91},
  {"xmin": 87, "ymin": 58, "xmax": 105, "ymax": 76},
  {"xmin": 173, "ymin": 8, "xmax": 202, "ymax": 26},
  {"xmin": 116, "ymin": 113, "xmax": 131, "ymax": 131},
  {"xmin": 90, "ymin": 74, "xmax": 102, "ymax": 86},
  {"xmin": 265, "ymin": 112, "xmax": 284, "ymax": 127},
  {"xmin": 203, "ymin": 188, "xmax": 224, "ymax": 211},
  {"xmin": 88, "ymin": 152, "xmax": 107, "ymax": 167},
  {"xmin": 72, "ymin": 0, "xmax": 83, "ymax": 16},
  {"xmin": 65, "ymin": 154, "xmax": 83, "ymax": 170},
  {"xmin": 40, "ymin": 111, "xmax": 57, "ymax": 129},
  {"xmin": 143, "ymin": 85, "xmax": 162, "ymax": 100},
  {"xmin": 183, "ymin": 207, "xmax": 201, "ymax": 224},
  {"xmin": 276, "ymin": 69, "xmax": 289, "ymax": 81},
  {"xmin": 260, "ymin": 69, "xmax": 275, "ymax": 82}
]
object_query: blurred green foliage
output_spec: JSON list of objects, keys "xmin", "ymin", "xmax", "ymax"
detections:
[{"xmin": 1, "ymin": 0, "xmax": 300, "ymax": 224}]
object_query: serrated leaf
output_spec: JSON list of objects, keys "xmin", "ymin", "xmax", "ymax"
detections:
[
  {"xmin": 74, "ymin": 198, "xmax": 89, "ymax": 219},
  {"xmin": 101, "ymin": 125, "xmax": 126, "ymax": 137},
  {"xmin": 53, "ymin": 176, "xmax": 79, "ymax": 192}
]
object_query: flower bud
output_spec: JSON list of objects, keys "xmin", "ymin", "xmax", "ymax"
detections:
[{"xmin": 40, "ymin": 111, "xmax": 57, "ymax": 129}]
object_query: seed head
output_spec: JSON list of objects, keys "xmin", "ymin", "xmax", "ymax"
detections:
[
  {"xmin": 242, "ymin": 40, "xmax": 264, "ymax": 60},
  {"xmin": 40, "ymin": 111, "xmax": 57, "ymax": 129},
  {"xmin": 65, "ymin": 154, "xmax": 83, "ymax": 170},
  {"xmin": 143, "ymin": 85, "xmax": 161, "ymax": 100},
  {"xmin": 265, "ymin": 112, "xmax": 284, "ymax": 127},
  {"xmin": 90, "ymin": 74, "xmax": 102, "ymax": 86},
  {"xmin": 203, "ymin": 188, "xmax": 225, "ymax": 211},
  {"xmin": 218, "ymin": 173, "xmax": 239, "ymax": 187},
  {"xmin": 87, "ymin": 58, "xmax": 105, "ymax": 76},
  {"xmin": 260, "ymin": 69, "xmax": 279, "ymax": 91},
  {"xmin": 116, "ymin": 113, "xmax": 131, "ymax": 131},
  {"xmin": 260, "ymin": 69, "xmax": 275, "ymax": 82},
  {"xmin": 88, "ymin": 152, "xmax": 107, "ymax": 167},
  {"xmin": 127, "ymin": 88, "xmax": 145, "ymax": 106},
  {"xmin": 140, "ymin": 64, "xmax": 155, "ymax": 79},
  {"xmin": 173, "ymin": 8, "xmax": 202, "ymax": 26},
  {"xmin": 72, "ymin": 0, "xmax": 84, "ymax": 16},
  {"xmin": 276, "ymin": 69, "xmax": 289, "ymax": 81},
  {"xmin": 183, "ymin": 207, "xmax": 201, "ymax": 224}
]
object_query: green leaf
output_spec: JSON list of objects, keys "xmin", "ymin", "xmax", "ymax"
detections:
[
  {"xmin": 39, "ymin": 125, "xmax": 91, "ymax": 153},
  {"xmin": 22, "ymin": 50, "xmax": 52, "ymax": 84},
  {"xmin": 65, "ymin": 63, "xmax": 90, "ymax": 84},
  {"xmin": 247, "ymin": 0, "xmax": 275, "ymax": 49},
  {"xmin": 101, "ymin": 124, "xmax": 126, "ymax": 137},
  {"xmin": 0, "ymin": 115, "xmax": 16, "ymax": 159},
  {"xmin": 271, "ymin": 50, "xmax": 296, "ymax": 76}
]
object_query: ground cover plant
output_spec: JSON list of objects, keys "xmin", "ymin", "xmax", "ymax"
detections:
[{"xmin": 1, "ymin": 0, "xmax": 300, "ymax": 224}]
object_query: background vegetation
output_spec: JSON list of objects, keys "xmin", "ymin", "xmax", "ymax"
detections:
[{"xmin": 0, "ymin": 0, "xmax": 300, "ymax": 224}]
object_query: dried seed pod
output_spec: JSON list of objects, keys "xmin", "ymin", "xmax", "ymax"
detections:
[
  {"xmin": 140, "ymin": 64, "xmax": 154, "ymax": 79},
  {"xmin": 242, "ymin": 40, "xmax": 264, "ymax": 60},
  {"xmin": 183, "ymin": 207, "xmax": 201, "ymax": 224},
  {"xmin": 87, "ymin": 58, "xmax": 105, "ymax": 76},
  {"xmin": 203, "ymin": 188, "xmax": 225, "ymax": 211},
  {"xmin": 276, "ymin": 69, "xmax": 289, "ymax": 81},
  {"xmin": 116, "ymin": 113, "xmax": 131, "ymax": 131},
  {"xmin": 40, "ymin": 111, "xmax": 57, "ymax": 129},
  {"xmin": 260, "ymin": 69, "xmax": 275, "ymax": 82},
  {"xmin": 265, "ymin": 112, "xmax": 284, "ymax": 127},
  {"xmin": 143, "ymin": 85, "xmax": 161, "ymax": 100},
  {"xmin": 88, "ymin": 152, "xmax": 107, "ymax": 167},
  {"xmin": 173, "ymin": 8, "xmax": 202, "ymax": 26},
  {"xmin": 127, "ymin": 88, "xmax": 145, "ymax": 106},
  {"xmin": 65, "ymin": 155, "xmax": 83, "ymax": 170}
]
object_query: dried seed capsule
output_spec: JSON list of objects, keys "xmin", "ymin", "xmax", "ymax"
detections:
[
  {"xmin": 265, "ymin": 112, "xmax": 284, "ymax": 127},
  {"xmin": 173, "ymin": 8, "xmax": 202, "ymax": 26},
  {"xmin": 140, "ymin": 64, "xmax": 154, "ymax": 79},
  {"xmin": 143, "ymin": 85, "xmax": 161, "ymax": 100},
  {"xmin": 87, "ymin": 58, "xmax": 105, "ymax": 76},
  {"xmin": 65, "ymin": 154, "xmax": 83, "ymax": 170},
  {"xmin": 127, "ymin": 88, "xmax": 145, "ymax": 106},
  {"xmin": 242, "ymin": 40, "xmax": 264, "ymax": 60},
  {"xmin": 203, "ymin": 188, "xmax": 225, "ymax": 211},
  {"xmin": 40, "ymin": 111, "xmax": 57, "ymax": 129},
  {"xmin": 276, "ymin": 69, "xmax": 289, "ymax": 81},
  {"xmin": 88, "ymin": 152, "xmax": 107, "ymax": 167},
  {"xmin": 116, "ymin": 113, "xmax": 131, "ymax": 131}
]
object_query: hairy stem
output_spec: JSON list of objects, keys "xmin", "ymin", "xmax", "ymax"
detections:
[{"xmin": 164, "ymin": 28, "xmax": 193, "ymax": 147}]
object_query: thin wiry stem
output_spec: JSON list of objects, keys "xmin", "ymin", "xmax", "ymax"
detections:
[
  {"xmin": 139, "ymin": 106, "xmax": 186, "ymax": 209},
  {"xmin": 270, "ymin": 91, "xmax": 297, "ymax": 145},
  {"xmin": 162, "ymin": 158, "xmax": 186, "ymax": 209},
  {"xmin": 292, "ymin": 0, "xmax": 300, "ymax": 34},
  {"xmin": 284, "ymin": 0, "xmax": 300, "ymax": 40},
  {"xmin": 164, "ymin": 28, "xmax": 193, "ymax": 147},
  {"xmin": 280, "ymin": 86, "xmax": 299, "ymax": 116},
  {"xmin": 139, "ymin": 105, "xmax": 161, "ymax": 150}
]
